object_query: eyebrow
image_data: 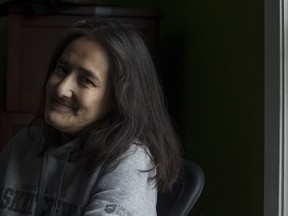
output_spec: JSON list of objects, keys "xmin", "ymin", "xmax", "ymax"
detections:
[
  {"xmin": 57, "ymin": 57, "xmax": 68, "ymax": 65},
  {"xmin": 57, "ymin": 57, "xmax": 100, "ymax": 83},
  {"xmin": 78, "ymin": 67, "xmax": 100, "ymax": 84}
]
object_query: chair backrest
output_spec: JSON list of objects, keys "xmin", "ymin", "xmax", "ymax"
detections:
[{"xmin": 156, "ymin": 159, "xmax": 205, "ymax": 216}]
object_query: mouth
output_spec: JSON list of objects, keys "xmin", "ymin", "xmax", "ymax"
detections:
[{"xmin": 50, "ymin": 97, "xmax": 78, "ymax": 112}]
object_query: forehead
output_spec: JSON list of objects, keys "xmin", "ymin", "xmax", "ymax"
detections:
[
  {"xmin": 62, "ymin": 37, "xmax": 108, "ymax": 61},
  {"xmin": 59, "ymin": 37, "xmax": 111, "ymax": 81}
]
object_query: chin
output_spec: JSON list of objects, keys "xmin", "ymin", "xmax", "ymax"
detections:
[
  {"xmin": 44, "ymin": 114, "xmax": 80, "ymax": 136},
  {"xmin": 44, "ymin": 111, "xmax": 63, "ymax": 130}
]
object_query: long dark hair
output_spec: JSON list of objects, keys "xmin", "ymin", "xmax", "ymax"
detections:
[{"xmin": 36, "ymin": 17, "xmax": 182, "ymax": 192}]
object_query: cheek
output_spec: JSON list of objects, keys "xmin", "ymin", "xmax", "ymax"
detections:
[
  {"xmin": 46, "ymin": 75, "xmax": 55, "ymax": 93},
  {"xmin": 45, "ymin": 81, "xmax": 52, "ymax": 102},
  {"xmin": 84, "ymin": 93, "xmax": 110, "ymax": 116},
  {"xmin": 45, "ymin": 74, "xmax": 58, "ymax": 105},
  {"xmin": 46, "ymin": 74, "xmax": 61, "ymax": 96}
]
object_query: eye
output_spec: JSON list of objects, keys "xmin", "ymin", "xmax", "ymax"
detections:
[
  {"xmin": 81, "ymin": 78, "xmax": 95, "ymax": 87},
  {"xmin": 55, "ymin": 64, "xmax": 68, "ymax": 76}
]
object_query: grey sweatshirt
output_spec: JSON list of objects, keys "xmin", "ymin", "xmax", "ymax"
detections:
[{"xmin": 0, "ymin": 126, "xmax": 157, "ymax": 216}]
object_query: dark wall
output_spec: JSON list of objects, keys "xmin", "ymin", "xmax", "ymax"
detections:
[
  {"xmin": 181, "ymin": 1, "xmax": 264, "ymax": 216},
  {"xmin": 0, "ymin": 15, "xmax": 6, "ymax": 110}
]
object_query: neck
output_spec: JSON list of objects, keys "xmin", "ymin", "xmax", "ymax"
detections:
[{"xmin": 59, "ymin": 133, "xmax": 76, "ymax": 145}]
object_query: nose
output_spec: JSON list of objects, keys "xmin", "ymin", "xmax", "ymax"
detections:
[{"xmin": 55, "ymin": 75, "xmax": 76, "ymax": 98}]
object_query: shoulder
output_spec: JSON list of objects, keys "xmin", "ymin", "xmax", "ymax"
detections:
[
  {"xmin": 1, "ymin": 125, "xmax": 43, "ymax": 155},
  {"xmin": 114, "ymin": 144, "xmax": 154, "ymax": 171},
  {"xmin": 10, "ymin": 125, "xmax": 42, "ymax": 139},
  {"xmin": 97, "ymin": 144, "xmax": 156, "ymax": 193},
  {"xmin": 97, "ymin": 143, "xmax": 156, "ymax": 185},
  {"xmin": 87, "ymin": 144, "xmax": 157, "ymax": 215}
]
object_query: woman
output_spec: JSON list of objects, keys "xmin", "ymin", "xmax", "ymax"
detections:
[{"xmin": 0, "ymin": 17, "xmax": 182, "ymax": 215}]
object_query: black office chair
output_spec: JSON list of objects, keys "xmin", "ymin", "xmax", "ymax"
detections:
[{"xmin": 156, "ymin": 159, "xmax": 205, "ymax": 216}]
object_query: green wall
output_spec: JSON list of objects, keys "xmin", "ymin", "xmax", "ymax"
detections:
[
  {"xmin": 182, "ymin": 1, "xmax": 264, "ymax": 216},
  {"xmin": 109, "ymin": 0, "xmax": 264, "ymax": 216}
]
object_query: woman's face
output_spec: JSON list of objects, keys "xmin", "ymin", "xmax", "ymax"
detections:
[{"xmin": 44, "ymin": 37, "xmax": 111, "ymax": 136}]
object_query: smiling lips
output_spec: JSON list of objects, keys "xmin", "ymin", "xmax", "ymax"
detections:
[{"xmin": 50, "ymin": 97, "xmax": 77, "ymax": 112}]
